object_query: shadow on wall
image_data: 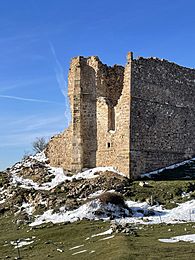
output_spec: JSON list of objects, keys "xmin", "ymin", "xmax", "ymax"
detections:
[{"xmin": 81, "ymin": 64, "xmax": 97, "ymax": 169}]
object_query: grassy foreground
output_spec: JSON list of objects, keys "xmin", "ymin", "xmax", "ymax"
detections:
[
  {"xmin": 127, "ymin": 180, "xmax": 195, "ymax": 209},
  {"xmin": 1, "ymin": 214, "xmax": 195, "ymax": 260}
]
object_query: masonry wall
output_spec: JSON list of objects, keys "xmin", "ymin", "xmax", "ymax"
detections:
[
  {"xmin": 130, "ymin": 57, "xmax": 195, "ymax": 178},
  {"xmin": 95, "ymin": 53, "xmax": 132, "ymax": 177},
  {"xmin": 79, "ymin": 57, "xmax": 98, "ymax": 169},
  {"xmin": 45, "ymin": 127, "xmax": 72, "ymax": 171},
  {"xmin": 46, "ymin": 53, "xmax": 195, "ymax": 179},
  {"xmin": 69, "ymin": 56, "xmax": 128, "ymax": 175}
]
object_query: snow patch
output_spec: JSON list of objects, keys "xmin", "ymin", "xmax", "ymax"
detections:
[
  {"xmin": 30, "ymin": 151, "xmax": 48, "ymax": 163},
  {"xmin": 142, "ymin": 157, "xmax": 195, "ymax": 178},
  {"xmin": 29, "ymin": 199, "xmax": 129, "ymax": 226},
  {"xmin": 10, "ymin": 154, "xmax": 126, "ymax": 191},
  {"xmin": 29, "ymin": 197, "xmax": 195, "ymax": 227},
  {"xmin": 118, "ymin": 199, "xmax": 195, "ymax": 225},
  {"xmin": 159, "ymin": 238, "xmax": 178, "ymax": 243},
  {"xmin": 99, "ymin": 235, "xmax": 114, "ymax": 241},
  {"xmin": 73, "ymin": 167, "xmax": 126, "ymax": 179},
  {"xmin": 10, "ymin": 237, "xmax": 35, "ymax": 248},
  {"xmin": 72, "ymin": 250, "xmax": 87, "ymax": 255},
  {"xmin": 88, "ymin": 189, "xmax": 115, "ymax": 199},
  {"xmin": 91, "ymin": 228, "xmax": 113, "ymax": 237},
  {"xmin": 20, "ymin": 202, "xmax": 34, "ymax": 215},
  {"xmin": 159, "ymin": 234, "xmax": 195, "ymax": 243},
  {"xmin": 69, "ymin": 244, "xmax": 84, "ymax": 250}
]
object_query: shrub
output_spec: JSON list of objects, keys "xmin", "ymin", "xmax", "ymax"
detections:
[
  {"xmin": 32, "ymin": 137, "xmax": 48, "ymax": 153},
  {"xmin": 22, "ymin": 150, "xmax": 32, "ymax": 160},
  {"xmin": 98, "ymin": 192, "xmax": 125, "ymax": 207}
]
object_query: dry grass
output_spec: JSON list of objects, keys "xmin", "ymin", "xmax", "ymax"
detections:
[{"xmin": 98, "ymin": 192, "xmax": 125, "ymax": 207}]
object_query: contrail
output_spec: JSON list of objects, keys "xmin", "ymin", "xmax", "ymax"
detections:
[
  {"xmin": 49, "ymin": 42, "xmax": 66, "ymax": 97},
  {"xmin": 49, "ymin": 42, "xmax": 71, "ymax": 125},
  {"xmin": 0, "ymin": 94, "xmax": 63, "ymax": 105}
]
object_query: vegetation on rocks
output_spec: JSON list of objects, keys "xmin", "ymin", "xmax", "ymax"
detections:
[
  {"xmin": 98, "ymin": 192, "xmax": 126, "ymax": 207},
  {"xmin": 1, "ymin": 154, "xmax": 195, "ymax": 259},
  {"xmin": 127, "ymin": 180, "xmax": 195, "ymax": 209}
]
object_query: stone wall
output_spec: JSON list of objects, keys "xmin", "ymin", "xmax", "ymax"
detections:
[
  {"xmin": 95, "ymin": 52, "xmax": 132, "ymax": 176},
  {"xmin": 46, "ymin": 53, "xmax": 195, "ymax": 179},
  {"xmin": 130, "ymin": 57, "xmax": 195, "ymax": 177},
  {"xmin": 70, "ymin": 56, "xmax": 126, "ymax": 172},
  {"xmin": 48, "ymin": 55, "xmax": 126, "ymax": 173},
  {"xmin": 45, "ymin": 126, "xmax": 72, "ymax": 171}
]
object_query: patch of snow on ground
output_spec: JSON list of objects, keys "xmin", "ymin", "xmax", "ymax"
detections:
[
  {"xmin": 0, "ymin": 187, "xmax": 9, "ymax": 204},
  {"xmin": 72, "ymin": 250, "xmax": 87, "ymax": 255},
  {"xmin": 11, "ymin": 166, "xmax": 69, "ymax": 191},
  {"xmin": 20, "ymin": 202, "xmax": 34, "ymax": 215},
  {"xmin": 12, "ymin": 173, "xmax": 39, "ymax": 190},
  {"xmin": 29, "ymin": 198, "xmax": 195, "ymax": 227},
  {"xmin": 159, "ymin": 234, "xmax": 195, "ymax": 243},
  {"xmin": 141, "ymin": 157, "xmax": 195, "ymax": 178},
  {"xmin": 118, "ymin": 199, "xmax": 195, "ymax": 225},
  {"xmin": 29, "ymin": 199, "xmax": 129, "ymax": 226},
  {"xmin": 159, "ymin": 238, "xmax": 178, "ymax": 243},
  {"xmin": 182, "ymin": 191, "xmax": 191, "ymax": 198},
  {"xmin": 88, "ymin": 190, "xmax": 115, "ymax": 199},
  {"xmin": 69, "ymin": 244, "xmax": 84, "ymax": 250},
  {"xmin": 91, "ymin": 228, "xmax": 113, "ymax": 237},
  {"xmin": 57, "ymin": 248, "xmax": 64, "ymax": 253},
  {"xmin": 29, "ymin": 200, "xmax": 99, "ymax": 226},
  {"xmin": 30, "ymin": 151, "xmax": 48, "ymax": 163},
  {"xmin": 99, "ymin": 235, "xmax": 114, "ymax": 241},
  {"xmin": 88, "ymin": 190, "xmax": 104, "ymax": 199},
  {"xmin": 11, "ymin": 237, "xmax": 35, "ymax": 248},
  {"xmin": 8, "ymin": 152, "xmax": 126, "ymax": 191},
  {"xmin": 72, "ymin": 166, "xmax": 126, "ymax": 180},
  {"xmin": 40, "ymin": 167, "xmax": 70, "ymax": 189},
  {"xmin": 10, "ymin": 164, "xmax": 125, "ymax": 191}
]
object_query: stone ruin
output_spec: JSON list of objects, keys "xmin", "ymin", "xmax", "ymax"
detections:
[{"xmin": 46, "ymin": 52, "xmax": 195, "ymax": 179}]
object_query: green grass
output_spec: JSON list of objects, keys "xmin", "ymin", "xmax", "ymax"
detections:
[
  {"xmin": 1, "ymin": 179, "xmax": 195, "ymax": 259},
  {"xmin": 125, "ymin": 224, "xmax": 195, "ymax": 260},
  {"xmin": 0, "ymin": 214, "xmax": 129, "ymax": 260},
  {"xmin": 126, "ymin": 180, "xmax": 195, "ymax": 208},
  {"xmin": 1, "ymin": 213, "xmax": 195, "ymax": 260}
]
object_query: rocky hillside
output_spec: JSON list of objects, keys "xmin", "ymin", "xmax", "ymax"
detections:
[
  {"xmin": 0, "ymin": 152, "xmax": 132, "ymax": 225},
  {"xmin": 1, "ymin": 152, "xmax": 195, "ymax": 228}
]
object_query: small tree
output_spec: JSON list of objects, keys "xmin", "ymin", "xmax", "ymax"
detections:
[
  {"xmin": 22, "ymin": 150, "xmax": 32, "ymax": 160},
  {"xmin": 32, "ymin": 137, "xmax": 47, "ymax": 153}
]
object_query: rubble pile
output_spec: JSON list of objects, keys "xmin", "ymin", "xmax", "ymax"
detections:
[{"xmin": 0, "ymin": 153, "xmax": 132, "ymax": 226}]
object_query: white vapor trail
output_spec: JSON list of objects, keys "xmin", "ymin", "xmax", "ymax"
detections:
[
  {"xmin": 49, "ymin": 42, "xmax": 71, "ymax": 125},
  {"xmin": 0, "ymin": 94, "xmax": 63, "ymax": 105},
  {"xmin": 49, "ymin": 42, "xmax": 66, "ymax": 97}
]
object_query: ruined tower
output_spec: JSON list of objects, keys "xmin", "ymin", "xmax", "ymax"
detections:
[{"xmin": 46, "ymin": 52, "xmax": 195, "ymax": 178}]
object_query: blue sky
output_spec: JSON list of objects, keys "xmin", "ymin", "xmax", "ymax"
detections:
[{"xmin": 0, "ymin": 0, "xmax": 195, "ymax": 170}]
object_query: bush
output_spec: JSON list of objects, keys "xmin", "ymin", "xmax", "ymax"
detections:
[
  {"xmin": 22, "ymin": 150, "xmax": 32, "ymax": 160},
  {"xmin": 98, "ymin": 192, "xmax": 125, "ymax": 207},
  {"xmin": 32, "ymin": 137, "xmax": 48, "ymax": 153}
]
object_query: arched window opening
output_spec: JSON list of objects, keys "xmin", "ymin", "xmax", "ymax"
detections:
[{"xmin": 108, "ymin": 106, "xmax": 115, "ymax": 131}]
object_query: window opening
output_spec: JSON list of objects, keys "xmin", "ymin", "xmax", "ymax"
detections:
[{"xmin": 108, "ymin": 106, "xmax": 115, "ymax": 131}]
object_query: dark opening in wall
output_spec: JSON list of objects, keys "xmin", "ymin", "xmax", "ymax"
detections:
[
  {"xmin": 107, "ymin": 142, "xmax": 111, "ymax": 148},
  {"xmin": 108, "ymin": 106, "xmax": 115, "ymax": 131}
]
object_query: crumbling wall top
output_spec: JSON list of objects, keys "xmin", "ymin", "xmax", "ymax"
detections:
[{"xmin": 135, "ymin": 56, "xmax": 195, "ymax": 71}]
